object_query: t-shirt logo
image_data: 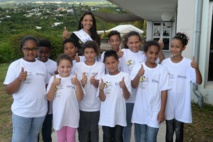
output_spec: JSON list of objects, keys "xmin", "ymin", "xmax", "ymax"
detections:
[
  {"xmin": 140, "ymin": 76, "xmax": 146, "ymax": 82},
  {"xmin": 126, "ymin": 60, "xmax": 133, "ymax": 66}
]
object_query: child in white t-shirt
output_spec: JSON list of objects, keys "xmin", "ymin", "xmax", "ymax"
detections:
[
  {"xmin": 131, "ymin": 40, "xmax": 170, "ymax": 142},
  {"xmin": 100, "ymin": 30, "xmax": 123, "ymax": 72},
  {"xmin": 47, "ymin": 54, "xmax": 83, "ymax": 142},
  {"xmin": 98, "ymin": 50, "xmax": 131, "ymax": 141},
  {"xmin": 75, "ymin": 41, "xmax": 105, "ymax": 142},
  {"xmin": 4, "ymin": 36, "xmax": 48, "ymax": 141},
  {"xmin": 37, "ymin": 39, "xmax": 57, "ymax": 142},
  {"xmin": 161, "ymin": 32, "xmax": 202, "ymax": 142}
]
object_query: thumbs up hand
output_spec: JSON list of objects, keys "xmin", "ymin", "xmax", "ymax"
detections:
[
  {"xmin": 71, "ymin": 74, "xmax": 80, "ymax": 85},
  {"xmin": 90, "ymin": 73, "xmax": 97, "ymax": 85},
  {"xmin": 75, "ymin": 53, "xmax": 80, "ymax": 62},
  {"xmin": 18, "ymin": 67, "xmax": 27, "ymax": 81},
  {"xmin": 137, "ymin": 64, "xmax": 145, "ymax": 77},
  {"xmin": 62, "ymin": 26, "xmax": 68, "ymax": 39},
  {"xmin": 117, "ymin": 47, "xmax": 124, "ymax": 58},
  {"xmin": 81, "ymin": 72, "xmax": 87, "ymax": 86},
  {"xmin": 119, "ymin": 77, "xmax": 126, "ymax": 89},
  {"xmin": 53, "ymin": 74, "xmax": 61, "ymax": 87},
  {"xmin": 191, "ymin": 56, "xmax": 198, "ymax": 69},
  {"xmin": 158, "ymin": 38, "xmax": 164, "ymax": 50},
  {"xmin": 99, "ymin": 79, "xmax": 104, "ymax": 90}
]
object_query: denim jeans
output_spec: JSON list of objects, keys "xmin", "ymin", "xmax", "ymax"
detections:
[
  {"xmin": 134, "ymin": 124, "xmax": 144, "ymax": 142},
  {"xmin": 78, "ymin": 111, "xmax": 100, "ymax": 142},
  {"xmin": 134, "ymin": 124, "xmax": 159, "ymax": 142},
  {"xmin": 102, "ymin": 125, "xmax": 123, "ymax": 142},
  {"xmin": 123, "ymin": 103, "xmax": 134, "ymax": 142},
  {"xmin": 12, "ymin": 113, "xmax": 45, "ymax": 142},
  {"xmin": 166, "ymin": 119, "xmax": 184, "ymax": 142}
]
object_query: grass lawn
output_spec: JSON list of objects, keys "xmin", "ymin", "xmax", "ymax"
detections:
[{"xmin": 0, "ymin": 63, "xmax": 213, "ymax": 141}]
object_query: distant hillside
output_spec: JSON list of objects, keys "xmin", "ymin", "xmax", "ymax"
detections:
[{"xmin": 0, "ymin": 0, "xmax": 106, "ymax": 3}]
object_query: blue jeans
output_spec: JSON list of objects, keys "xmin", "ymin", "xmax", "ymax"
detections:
[
  {"xmin": 12, "ymin": 113, "xmax": 45, "ymax": 142},
  {"xmin": 123, "ymin": 103, "xmax": 134, "ymax": 142},
  {"xmin": 166, "ymin": 119, "xmax": 184, "ymax": 142},
  {"xmin": 135, "ymin": 124, "xmax": 159, "ymax": 142}
]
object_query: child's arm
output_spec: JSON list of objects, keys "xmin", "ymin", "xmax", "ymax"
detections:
[
  {"xmin": 158, "ymin": 38, "xmax": 165, "ymax": 63},
  {"xmin": 131, "ymin": 64, "xmax": 144, "ymax": 88},
  {"xmin": 5, "ymin": 67, "xmax": 27, "ymax": 94},
  {"xmin": 191, "ymin": 57, "xmax": 202, "ymax": 85},
  {"xmin": 120, "ymin": 77, "xmax": 131, "ymax": 99},
  {"xmin": 72, "ymin": 74, "xmax": 84, "ymax": 101},
  {"xmin": 157, "ymin": 90, "xmax": 167, "ymax": 123},
  {"xmin": 81, "ymin": 72, "xmax": 87, "ymax": 87},
  {"xmin": 47, "ymin": 75, "xmax": 60, "ymax": 101},
  {"xmin": 99, "ymin": 79, "xmax": 106, "ymax": 101},
  {"xmin": 90, "ymin": 74, "xmax": 99, "ymax": 88}
]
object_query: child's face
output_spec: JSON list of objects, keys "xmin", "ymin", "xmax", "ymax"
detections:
[
  {"xmin": 57, "ymin": 59, "xmax": 72, "ymax": 77},
  {"xmin": 81, "ymin": 14, "xmax": 93, "ymax": 31},
  {"xmin": 84, "ymin": 48, "xmax": 96, "ymax": 63},
  {"xmin": 105, "ymin": 56, "xmax": 119, "ymax": 75},
  {"xmin": 108, "ymin": 35, "xmax": 121, "ymax": 52},
  {"xmin": 64, "ymin": 42, "xmax": 77, "ymax": 58},
  {"xmin": 22, "ymin": 40, "xmax": 38, "ymax": 62},
  {"xmin": 145, "ymin": 45, "xmax": 159, "ymax": 64},
  {"xmin": 37, "ymin": 46, "xmax": 51, "ymax": 62},
  {"xmin": 170, "ymin": 39, "xmax": 185, "ymax": 57},
  {"xmin": 127, "ymin": 35, "xmax": 141, "ymax": 53}
]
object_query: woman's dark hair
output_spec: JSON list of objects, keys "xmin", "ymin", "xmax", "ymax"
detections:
[
  {"xmin": 39, "ymin": 39, "xmax": 52, "ymax": 49},
  {"xmin": 103, "ymin": 50, "xmax": 119, "ymax": 63},
  {"xmin": 172, "ymin": 32, "xmax": 189, "ymax": 46},
  {"xmin": 56, "ymin": 54, "xmax": 73, "ymax": 66},
  {"xmin": 63, "ymin": 38, "xmax": 77, "ymax": 48},
  {"xmin": 20, "ymin": 36, "xmax": 38, "ymax": 50},
  {"xmin": 107, "ymin": 30, "xmax": 121, "ymax": 39},
  {"xmin": 82, "ymin": 40, "xmax": 99, "ymax": 56},
  {"xmin": 122, "ymin": 31, "xmax": 142, "ymax": 49},
  {"xmin": 143, "ymin": 40, "xmax": 161, "ymax": 53},
  {"xmin": 78, "ymin": 11, "xmax": 100, "ymax": 45}
]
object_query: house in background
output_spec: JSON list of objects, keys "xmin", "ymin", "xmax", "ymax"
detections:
[{"xmin": 107, "ymin": 0, "xmax": 213, "ymax": 105}]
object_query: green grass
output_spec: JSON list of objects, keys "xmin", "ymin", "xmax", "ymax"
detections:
[{"xmin": 0, "ymin": 63, "xmax": 213, "ymax": 141}]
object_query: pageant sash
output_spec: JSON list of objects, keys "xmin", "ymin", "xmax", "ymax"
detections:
[{"xmin": 73, "ymin": 29, "xmax": 93, "ymax": 43}]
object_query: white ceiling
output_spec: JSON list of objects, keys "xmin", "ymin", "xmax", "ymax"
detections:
[{"xmin": 108, "ymin": 0, "xmax": 178, "ymax": 21}]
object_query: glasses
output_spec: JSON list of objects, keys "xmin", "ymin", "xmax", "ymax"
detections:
[{"xmin": 22, "ymin": 47, "xmax": 38, "ymax": 52}]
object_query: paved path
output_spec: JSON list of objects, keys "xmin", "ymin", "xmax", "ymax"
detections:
[{"xmin": 51, "ymin": 122, "xmax": 166, "ymax": 142}]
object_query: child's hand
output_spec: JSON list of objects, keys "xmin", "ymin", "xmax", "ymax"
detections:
[
  {"xmin": 191, "ymin": 56, "xmax": 198, "ymax": 69},
  {"xmin": 71, "ymin": 74, "xmax": 80, "ymax": 85},
  {"xmin": 157, "ymin": 110, "xmax": 165, "ymax": 123},
  {"xmin": 119, "ymin": 77, "xmax": 126, "ymax": 89},
  {"xmin": 158, "ymin": 38, "xmax": 164, "ymax": 50},
  {"xmin": 52, "ymin": 74, "xmax": 61, "ymax": 87},
  {"xmin": 137, "ymin": 64, "xmax": 145, "ymax": 77},
  {"xmin": 75, "ymin": 53, "xmax": 80, "ymax": 62},
  {"xmin": 18, "ymin": 67, "xmax": 27, "ymax": 81},
  {"xmin": 117, "ymin": 47, "xmax": 124, "ymax": 58},
  {"xmin": 99, "ymin": 79, "xmax": 104, "ymax": 90},
  {"xmin": 54, "ymin": 68, "xmax": 59, "ymax": 75},
  {"xmin": 62, "ymin": 26, "xmax": 68, "ymax": 39},
  {"xmin": 90, "ymin": 74, "xmax": 97, "ymax": 85},
  {"xmin": 81, "ymin": 72, "xmax": 87, "ymax": 86}
]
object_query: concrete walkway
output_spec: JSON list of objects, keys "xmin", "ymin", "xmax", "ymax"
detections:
[{"xmin": 51, "ymin": 122, "xmax": 166, "ymax": 142}]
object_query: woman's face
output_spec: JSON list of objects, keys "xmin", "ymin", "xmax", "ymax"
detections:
[
  {"xmin": 81, "ymin": 14, "xmax": 93, "ymax": 31},
  {"xmin": 22, "ymin": 40, "xmax": 38, "ymax": 62}
]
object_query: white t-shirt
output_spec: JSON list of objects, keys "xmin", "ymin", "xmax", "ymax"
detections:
[
  {"xmin": 97, "ymin": 72, "xmax": 132, "ymax": 127},
  {"xmin": 100, "ymin": 51, "xmax": 122, "ymax": 73},
  {"xmin": 71, "ymin": 56, "xmax": 85, "ymax": 75},
  {"xmin": 75, "ymin": 61, "xmax": 105, "ymax": 111},
  {"xmin": 120, "ymin": 49, "xmax": 146, "ymax": 103},
  {"xmin": 4, "ymin": 58, "xmax": 48, "ymax": 118},
  {"xmin": 131, "ymin": 62, "xmax": 171, "ymax": 128},
  {"xmin": 47, "ymin": 74, "xmax": 80, "ymax": 130},
  {"xmin": 161, "ymin": 58, "xmax": 196, "ymax": 123},
  {"xmin": 44, "ymin": 59, "xmax": 57, "ymax": 114}
]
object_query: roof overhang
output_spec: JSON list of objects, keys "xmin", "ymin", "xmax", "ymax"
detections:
[{"xmin": 107, "ymin": 0, "xmax": 177, "ymax": 21}]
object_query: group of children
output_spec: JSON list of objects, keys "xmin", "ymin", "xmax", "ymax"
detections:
[{"xmin": 4, "ymin": 30, "xmax": 202, "ymax": 142}]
